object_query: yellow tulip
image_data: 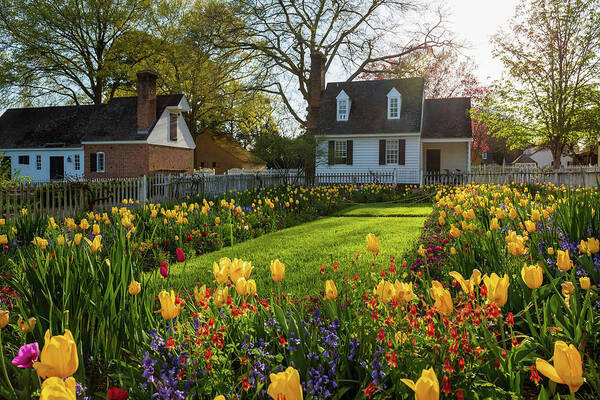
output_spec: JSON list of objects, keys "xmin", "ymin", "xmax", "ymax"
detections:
[
  {"xmin": 521, "ymin": 263, "xmax": 543, "ymax": 289},
  {"xmin": 394, "ymin": 280, "xmax": 413, "ymax": 305},
  {"xmin": 270, "ymin": 259, "xmax": 285, "ymax": 282},
  {"xmin": 366, "ymin": 233, "xmax": 379, "ymax": 255},
  {"xmin": 157, "ymin": 290, "xmax": 181, "ymax": 320},
  {"xmin": 0, "ymin": 234, "xmax": 7, "ymax": 245},
  {"xmin": 561, "ymin": 282, "xmax": 575, "ymax": 297},
  {"xmin": 0, "ymin": 310, "xmax": 8, "ymax": 329},
  {"xmin": 32, "ymin": 237, "xmax": 48, "ymax": 250},
  {"xmin": 430, "ymin": 281, "xmax": 453, "ymax": 316},
  {"xmin": 524, "ymin": 220, "xmax": 536, "ymax": 233},
  {"xmin": 128, "ymin": 280, "xmax": 141, "ymax": 295},
  {"xmin": 90, "ymin": 235, "xmax": 102, "ymax": 252},
  {"xmin": 193, "ymin": 285, "xmax": 207, "ymax": 303},
  {"xmin": 34, "ymin": 329, "xmax": 79, "ymax": 378},
  {"xmin": 536, "ymin": 341, "xmax": 584, "ymax": 393},
  {"xmin": 375, "ymin": 280, "xmax": 396, "ymax": 303},
  {"xmin": 73, "ymin": 233, "xmax": 82, "ymax": 246},
  {"xmin": 213, "ymin": 262, "xmax": 229, "ymax": 284},
  {"xmin": 235, "ymin": 277, "xmax": 248, "ymax": 296},
  {"xmin": 450, "ymin": 247, "xmax": 456, "ymax": 255},
  {"xmin": 39, "ymin": 377, "xmax": 76, "ymax": 400},
  {"xmin": 400, "ymin": 367, "xmax": 440, "ymax": 400},
  {"xmin": 214, "ymin": 396, "xmax": 225, "ymax": 400},
  {"xmin": 17, "ymin": 316, "xmax": 36, "ymax": 333},
  {"xmin": 508, "ymin": 239, "xmax": 527, "ymax": 257},
  {"xmin": 587, "ymin": 238, "xmax": 600, "ymax": 254},
  {"xmin": 557, "ymin": 250, "xmax": 573, "ymax": 272},
  {"xmin": 417, "ymin": 245, "xmax": 426, "ymax": 257},
  {"xmin": 490, "ymin": 217, "xmax": 500, "ymax": 230},
  {"xmin": 246, "ymin": 279, "xmax": 257, "ymax": 296},
  {"xmin": 547, "ymin": 247, "xmax": 555, "ymax": 255},
  {"xmin": 79, "ymin": 219, "xmax": 90, "ymax": 231},
  {"xmin": 0, "ymin": 218, "xmax": 4, "ymax": 226},
  {"xmin": 531, "ymin": 209, "xmax": 541, "ymax": 222},
  {"xmin": 483, "ymin": 273, "xmax": 509, "ymax": 307},
  {"xmin": 92, "ymin": 224, "xmax": 100, "ymax": 235},
  {"xmin": 580, "ymin": 277, "xmax": 591, "ymax": 290},
  {"xmin": 267, "ymin": 366, "xmax": 303, "ymax": 400},
  {"xmin": 449, "ymin": 225, "xmax": 460, "ymax": 239},
  {"xmin": 449, "ymin": 271, "xmax": 472, "ymax": 294},
  {"xmin": 324, "ymin": 280, "xmax": 338, "ymax": 300},
  {"xmin": 213, "ymin": 287, "xmax": 229, "ymax": 307}
]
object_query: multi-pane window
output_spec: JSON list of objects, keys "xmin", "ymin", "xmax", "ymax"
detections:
[
  {"xmin": 97, "ymin": 152, "xmax": 105, "ymax": 172},
  {"xmin": 386, "ymin": 139, "xmax": 399, "ymax": 164},
  {"xmin": 18, "ymin": 155, "xmax": 29, "ymax": 165},
  {"xmin": 74, "ymin": 154, "xmax": 80, "ymax": 170},
  {"xmin": 389, "ymin": 97, "xmax": 399, "ymax": 119},
  {"xmin": 337, "ymin": 99, "xmax": 348, "ymax": 121},
  {"xmin": 335, "ymin": 140, "xmax": 347, "ymax": 162},
  {"xmin": 169, "ymin": 113, "xmax": 178, "ymax": 141},
  {"xmin": 36, "ymin": 155, "xmax": 42, "ymax": 170}
]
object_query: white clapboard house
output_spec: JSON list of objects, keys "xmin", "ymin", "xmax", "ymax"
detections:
[{"xmin": 315, "ymin": 78, "xmax": 473, "ymax": 184}]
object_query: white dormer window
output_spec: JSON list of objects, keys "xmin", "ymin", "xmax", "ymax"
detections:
[
  {"xmin": 336, "ymin": 90, "xmax": 350, "ymax": 121},
  {"xmin": 387, "ymin": 88, "xmax": 401, "ymax": 119}
]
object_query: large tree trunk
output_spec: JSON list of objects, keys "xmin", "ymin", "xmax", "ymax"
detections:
[{"xmin": 551, "ymin": 144, "xmax": 563, "ymax": 169}]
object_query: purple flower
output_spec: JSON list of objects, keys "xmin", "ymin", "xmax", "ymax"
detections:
[{"xmin": 12, "ymin": 342, "xmax": 39, "ymax": 368}]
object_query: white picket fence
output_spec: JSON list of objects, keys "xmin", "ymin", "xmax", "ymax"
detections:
[{"xmin": 423, "ymin": 168, "xmax": 600, "ymax": 186}]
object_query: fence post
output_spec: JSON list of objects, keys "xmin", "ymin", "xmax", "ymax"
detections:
[
  {"xmin": 393, "ymin": 169, "xmax": 398, "ymax": 185},
  {"xmin": 139, "ymin": 175, "xmax": 147, "ymax": 203}
]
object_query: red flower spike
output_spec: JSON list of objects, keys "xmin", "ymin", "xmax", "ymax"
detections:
[
  {"xmin": 506, "ymin": 312, "xmax": 514, "ymax": 327},
  {"xmin": 457, "ymin": 388, "xmax": 465, "ymax": 400},
  {"xmin": 107, "ymin": 387, "xmax": 129, "ymax": 400},
  {"xmin": 530, "ymin": 365, "xmax": 542, "ymax": 385},
  {"xmin": 362, "ymin": 382, "xmax": 377, "ymax": 399},
  {"xmin": 442, "ymin": 376, "xmax": 452, "ymax": 395}
]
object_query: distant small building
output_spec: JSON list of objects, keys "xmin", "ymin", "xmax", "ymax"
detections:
[
  {"xmin": 511, "ymin": 154, "xmax": 538, "ymax": 168},
  {"xmin": 194, "ymin": 132, "xmax": 266, "ymax": 174},
  {"xmin": 516, "ymin": 146, "xmax": 572, "ymax": 168}
]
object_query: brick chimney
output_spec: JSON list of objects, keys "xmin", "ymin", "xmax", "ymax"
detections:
[
  {"xmin": 306, "ymin": 51, "xmax": 327, "ymax": 133},
  {"xmin": 137, "ymin": 70, "xmax": 158, "ymax": 133}
]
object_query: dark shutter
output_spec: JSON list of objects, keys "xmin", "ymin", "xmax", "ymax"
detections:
[
  {"xmin": 328, "ymin": 141, "xmax": 335, "ymax": 165},
  {"xmin": 170, "ymin": 113, "xmax": 178, "ymax": 141},
  {"xmin": 346, "ymin": 140, "xmax": 353, "ymax": 165},
  {"xmin": 90, "ymin": 153, "xmax": 97, "ymax": 172},
  {"xmin": 398, "ymin": 139, "xmax": 406, "ymax": 165},
  {"xmin": 379, "ymin": 140, "xmax": 386, "ymax": 165}
]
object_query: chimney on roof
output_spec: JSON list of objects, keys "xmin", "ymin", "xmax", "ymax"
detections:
[
  {"xmin": 137, "ymin": 70, "xmax": 158, "ymax": 133},
  {"xmin": 306, "ymin": 51, "xmax": 327, "ymax": 133}
]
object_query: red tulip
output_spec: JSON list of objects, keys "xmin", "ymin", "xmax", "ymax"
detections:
[
  {"xmin": 160, "ymin": 261, "xmax": 169, "ymax": 278},
  {"xmin": 108, "ymin": 387, "xmax": 128, "ymax": 400},
  {"xmin": 176, "ymin": 248, "xmax": 186, "ymax": 262}
]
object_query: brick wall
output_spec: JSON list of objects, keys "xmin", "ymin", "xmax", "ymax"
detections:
[
  {"xmin": 148, "ymin": 144, "xmax": 194, "ymax": 174},
  {"xmin": 85, "ymin": 144, "xmax": 149, "ymax": 179}
]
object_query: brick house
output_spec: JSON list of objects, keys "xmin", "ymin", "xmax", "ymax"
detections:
[
  {"xmin": 0, "ymin": 71, "xmax": 195, "ymax": 181},
  {"xmin": 194, "ymin": 131, "xmax": 266, "ymax": 174}
]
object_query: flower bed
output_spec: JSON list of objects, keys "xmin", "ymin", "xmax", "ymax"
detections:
[{"xmin": 1, "ymin": 182, "xmax": 599, "ymax": 399}]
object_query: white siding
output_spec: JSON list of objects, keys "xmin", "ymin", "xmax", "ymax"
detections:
[
  {"xmin": 530, "ymin": 149, "xmax": 572, "ymax": 167},
  {"xmin": 422, "ymin": 141, "xmax": 469, "ymax": 172},
  {"xmin": 2, "ymin": 148, "xmax": 84, "ymax": 182},
  {"xmin": 315, "ymin": 135, "xmax": 420, "ymax": 183},
  {"xmin": 146, "ymin": 109, "xmax": 195, "ymax": 149}
]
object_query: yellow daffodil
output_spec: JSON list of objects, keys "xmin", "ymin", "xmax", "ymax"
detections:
[
  {"xmin": 521, "ymin": 263, "xmax": 543, "ymax": 289},
  {"xmin": 34, "ymin": 329, "xmax": 79, "ymax": 378},
  {"xmin": 483, "ymin": 273, "xmax": 509, "ymax": 307},
  {"xmin": 400, "ymin": 367, "xmax": 439, "ymax": 400},
  {"xmin": 536, "ymin": 341, "xmax": 583, "ymax": 393},
  {"xmin": 267, "ymin": 366, "xmax": 303, "ymax": 400}
]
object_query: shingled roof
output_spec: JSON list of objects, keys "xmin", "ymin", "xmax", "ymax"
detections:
[
  {"xmin": 316, "ymin": 78, "xmax": 472, "ymax": 139},
  {"xmin": 421, "ymin": 97, "xmax": 472, "ymax": 139},
  {"xmin": 0, "ymin": 94, "xmax": 184, "ymax": 148},
  {"xmin": 316, "ymin": 78, "xmax": 425, "ymax": 135}
]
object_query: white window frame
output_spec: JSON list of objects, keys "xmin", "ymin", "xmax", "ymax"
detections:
[
  {"xmin": 387, "ymin": 88, "xmax": 401, "ymax": 120},
  {"xmin": 386, "ymin": 139, "xmax": 399, "ymax": 164},
  {"xmin": 36, "ymin": 155, "xmax": 42, "ymax": 170},
  {"xmin": 336, "ymin": 90, "xmax": 350, "ymax": 121},
  {"xmin": 335, "ymin": 140, "xmax": 347, "ymax": 163},
  {"xmin": 96, "ymin": 152, "xmax": 105, "ymax": 173},
  {"xmin": 74, "ymin": 154, "xmax": 80, "ymax": 170},
  {"xmin": 482, "ymin": 151, "xmax": 488, "ymax": 160}
]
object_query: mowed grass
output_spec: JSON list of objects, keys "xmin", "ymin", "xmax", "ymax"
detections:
[
  {"xmin": 334, "ymin": 202, "xmax": 432, "ymax": 217},
  {"xmin": 157, "ymin": 204, "xmax": 429, "ymax": 297}
]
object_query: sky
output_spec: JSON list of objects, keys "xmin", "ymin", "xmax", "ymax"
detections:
[{"xmin": 445, "ymin": 0, "xmax": 521, "ymax": 84}]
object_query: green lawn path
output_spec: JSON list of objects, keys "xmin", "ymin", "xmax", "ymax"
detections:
[
  {"xmin": 334, "ymin": 202, "xmax": 432, "ymax": 217},
  {"xmin": 155, "ymin": 203, "xmax": 432, "ymax": 297}
]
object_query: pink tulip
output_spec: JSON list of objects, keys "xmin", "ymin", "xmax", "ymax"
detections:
[
  {"xmin": 176, "ymin": 248, "xmax": 186, "ymax": 263},
  {"xmin": 160, "ymin": 261, "xmax": 169, "ymax": 278},
  {"xmin": 12, "ymin": 342, "xmax": 39, "ymax": 368}
]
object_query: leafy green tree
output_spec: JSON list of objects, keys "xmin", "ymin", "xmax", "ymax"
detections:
[
  {"xmin": 0, "ymin": 0, "xmax": 157, "ymax": 105},
  {"xmin": 475, "ymin": 0, "xmax": 600, "ymax": 168}
]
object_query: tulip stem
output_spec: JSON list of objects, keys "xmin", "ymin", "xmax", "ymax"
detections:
[{"xmin": 0, "ymin": 334, "xmax": 16, "ymax": 397}]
